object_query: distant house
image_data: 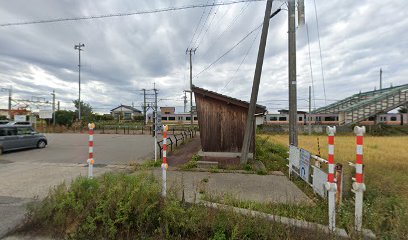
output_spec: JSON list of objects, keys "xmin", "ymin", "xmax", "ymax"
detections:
[
  {"xmin": 110, "ymin": 105, "xmax": 142, "ymax": 120},
  {"xmin": 160, "ymin": 107, "xmax": 175, "ymax": 115}
]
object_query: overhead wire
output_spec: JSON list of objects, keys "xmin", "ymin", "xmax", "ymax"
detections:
[
  {"xmin": 194, "ymin": 6, "xmax": 281, "ymax": 80},
  {"xmin": 313, "ymin": 0, "xmax": 327, "ymax": 105},
  {"xmin": 193, "ymin": 0, "xmax": 216, "ymax": 48},
  {"xmin": 187, "ymin": 0, "xmax": 210, "ymax": 49},
  {"xmin": 195, "ymin": 0, "xmax": 220, "ymax": 49},
  {"xmin": 219, "ymin": 27, "xmax": 261, "ymax": 93},
  {"xmin": 306, "ymin": 23, "xmax": 316, "ymax": 110},
  {"xmin": 0, "ymin": 0, "xmax": 265, "ymax": 27}
]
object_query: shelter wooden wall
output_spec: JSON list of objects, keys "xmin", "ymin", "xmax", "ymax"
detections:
[{"xmin": 195, "ymin": 94, "xmax": 255, "ymax": 153}]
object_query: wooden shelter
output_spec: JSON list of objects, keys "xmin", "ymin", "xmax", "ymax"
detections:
[{"xmin": 192, "ymin": 86, "xmax": 266, "ymax": 155}]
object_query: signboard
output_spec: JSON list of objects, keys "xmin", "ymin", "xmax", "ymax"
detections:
[
  {"xmin": 155, "ymin": 112, "xmax": 162, "ymax": 134},
  {"xmin": 289, "ymin": 145, "xmax": 300, "ymax": 168},
  {"xmin": 312, "ymin": 166, "xmax": 328, "ymax": 198},
  {"xmin": 14, "ymin": 115, "xmax": 26, "ymax": 122},
  {"xmin": 299, "ymin": 149, "xmax": 311, "ymax": 183},
  {"xmin": 39, "ymin": 110, "xmax": 53, "ymax": 119}
]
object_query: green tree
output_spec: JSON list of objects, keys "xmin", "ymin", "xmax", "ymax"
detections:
[
  {"xmin": 73, "ymin": 100, "xmax": 93, "ymax": 122},
  {"xmin": 55, "ymin": 110, "xmax": 75, "ymax": 126}
]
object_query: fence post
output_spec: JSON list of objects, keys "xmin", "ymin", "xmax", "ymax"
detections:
[
  {"xmin": 161, "ymin": 125, "xmax": 168, "ymax": 197},
  {"xmin": 168, "ymin": 137, "xmax": 173, "ymax": 152},
  {"xmin": 325, "ymin": 126, "xmax": 337, "ymax": 232},
  {"xmin": 353, "ymin": 126, "xmax": 366, "ymax": 232},
  {"xmin": 87, "ymin": 123, "xmax": 95, "ymax": 178}
]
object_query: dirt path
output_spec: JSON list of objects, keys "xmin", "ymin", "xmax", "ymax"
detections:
[{"xmin": 167, "ymin": 136, "xmax": 201, "ymax": 167}]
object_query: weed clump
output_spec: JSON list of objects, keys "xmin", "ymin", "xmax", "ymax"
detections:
[{"xmin": 22, "ymin": 172, "xmax": 327, "ymax": 239}]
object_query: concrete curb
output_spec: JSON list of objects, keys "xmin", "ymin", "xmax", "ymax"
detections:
[{"xmin": 200, "ymin": 200, "xmax": 350, "ymax": 238}]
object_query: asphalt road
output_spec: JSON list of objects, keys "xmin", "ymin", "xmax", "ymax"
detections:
[
  {"xmin": 0, "ymin": 133, "xmax": 155, "ymax": 165},
  {"xmin": 0, "ymin": 133, "xmax": 154, "ymax": 239}
]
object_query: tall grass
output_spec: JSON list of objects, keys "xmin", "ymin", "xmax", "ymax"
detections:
[
  {"xmin": 264, "ymin": 134, "xmax": 408, "ymax": 239},
  {"xmin": 22, "ymin": 172, "xmax": 329, "ymax": 239}
]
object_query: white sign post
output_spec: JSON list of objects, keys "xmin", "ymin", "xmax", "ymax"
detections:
[
  {"xmin": 39, "ymin": 110, "xmax": 53, "ymax": 119},
  {"xmin": 14, "ymin": 115, "xmax": 26, "ymax": 122}
]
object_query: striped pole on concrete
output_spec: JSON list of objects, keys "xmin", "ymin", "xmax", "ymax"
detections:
[
  {"xmin": 353, "ymin": 126, "xmax": 366, "ymax": 232},
  {"xmin": 161, "ymin": 125, "xmax": 169, "ymax": 197},
  {"xmin": 87, "ymin": 123, "xmax": 95, "ymax": 178},
  {"xmin": 325, "ymin": 126, "xmax": 337, "ymax": 232}
]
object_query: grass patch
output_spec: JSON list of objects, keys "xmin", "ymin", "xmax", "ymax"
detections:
[
  {"xmin": 263, "ymin": 134, "xmax": 408, "ymax": 239},
  {"xmin": 131, "ymin": 159, "xmax": 161, "ymax": 171},
  {"xmin": 179, "ymin": 154, "xmax": 201, "ymax": 170},
  {"xmin": 255, "ymin": 136, "xmax": 288, "ymax": 172},
  {"xmin": 21, "ymin": 172, "xmax": 330, "ymax": 239}
]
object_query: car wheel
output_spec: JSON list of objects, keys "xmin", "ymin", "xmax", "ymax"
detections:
[{"xmin": 37, "ymin": 140, "xmax": 47, "ymax": 149}]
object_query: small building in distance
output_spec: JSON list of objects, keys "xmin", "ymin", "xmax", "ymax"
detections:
[
  {"xmin": 160, "ymin": 107, "xmax": 176, "ymax": 115},
  {"xmin": 110, "ymin": 105, "xmax": 142, "ymax": 120},
  {"xmin": 192, "ymin": 85, "xmax": 266, "ymax": 158}
]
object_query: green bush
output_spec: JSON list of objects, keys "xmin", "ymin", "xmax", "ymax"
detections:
[
  {"xmin": 255, "ymin": 136, "xmax": 288, "ymax": 172},
  {"xmin": 23, "ymin": 172, "xmax": 328, "ymax": 239}
]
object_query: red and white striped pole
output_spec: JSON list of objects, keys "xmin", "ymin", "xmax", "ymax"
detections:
[
  {"xmin": 161, "ymin": 125, "xmax": 169, "ymax": 197},
  {"xmin": 353, "ymin": 126, "xmax": 366, "ymax": 232},
  {"xmin": 325, "ymin": 126, "xmax": 337, "ymax": 232},
  {"xmin": 87, "ymin": 123, "xmax": 95, "ymax": 178}
]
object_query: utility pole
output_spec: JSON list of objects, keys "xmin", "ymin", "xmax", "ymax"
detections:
[
  {"xmin": 142, "ymin": 89, "xmax": 147, "ymax": 125},
  {"xmin": 380, "ymin": 68, "xmax": 383, "ymax": 90},
  {"xmin": 154, "ymin": 86, "xmax": 158, "ymax": 162},
  {"xmin": 308, "ymin": 86, "xmax": 312, "ymax": 135},
  {"xmin": 186, "ymin": 48, "xmax": 196, "ymax": 125},
  {"xmin": 74, "ymin": 43, "xmax": 85, "ymax": 121},
  {"xmin": 51, "ymin": 90, "xmax": 56, "ymax": 126},
  {"xmin": 183, "ymin": 91, "xmax": 188, "ymax": 113},
  {"xmin": 8, "ymin": 87, "xmax": 12, "ymax": 119},
  {"xmin": 288, "ymin": 0, "xmax": 298, "ymax": 147},
  {"xmin": 240, "ymin": 0, "xmax": 273, "ymax": 164},
  {"xmin": 57, "ymin": 101, "xmax": 60, "ymax": 111}
]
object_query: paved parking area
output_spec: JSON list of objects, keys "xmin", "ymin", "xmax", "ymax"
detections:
[
  {"xmin": 0, "ymin": 133, "xmax": 155, "ymax": 165},
  {"xmin": 0, "ymin": 133, "xmax": 154, "ymax": 238}
]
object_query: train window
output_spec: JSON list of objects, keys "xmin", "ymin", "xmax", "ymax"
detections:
[
  {"xmin": 168, "ymin": 117, "xmax": 175, "ymax": 121},
  {"xmin": 298, "ymin": 117, "xmax": 303, "ymax": 121},
  {"xmin": 178, "ymin": 117, "xmax": 183, "ymax": 120},
  {"xmin": 186, "ymin": 117, "xmax": 191, "ymax": 120},
  {"xmin": 316, "ymin": 116, "xmax": 321, "ymax": 121},
  {"xmin": 390, "ymin": 116, "xmax": 397, "ymax": 121},
  {"xmin": 194, "ymin": 117, "xmax": 198, "ymax": 120},
  {"xmin": 368, "ymin": 116, "xmax": 375, "ymax": 121},
  {"xmin": 161, "ymin": 117, "xmax": 168, "ymax": 120},
  {"xmin": 324, "ymin": 116, "xmax": 336, "ymax": 121},
  {"xmin": 269, "ymin": 117, "xmax": 277, "ymax": 121},
  {"xmin": 279, "ymin": 117, "xmax": 287, "ymax": 121}
]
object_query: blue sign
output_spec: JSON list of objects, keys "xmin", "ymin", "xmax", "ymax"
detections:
[{"xmin": 299, "ymin": 149, "xmax": 311, "ymax": 183}]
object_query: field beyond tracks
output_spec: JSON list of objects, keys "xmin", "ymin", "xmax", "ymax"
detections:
[{"xmin": 264, "ymin": 134, "xmax": 408, "ymax": 238}]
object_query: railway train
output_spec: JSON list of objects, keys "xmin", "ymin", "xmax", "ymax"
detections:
[{"xmin": 264, "ymin": 113, "xmax": 408, "ymax": 126}]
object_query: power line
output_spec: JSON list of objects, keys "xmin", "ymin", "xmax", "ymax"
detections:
[
  {"xmin": 219, "ymin": 28, "xmax": 261, "ymax": 93},
  {"xmin": 187, "ymin": 0, "xmax": 210, "ymax": 49},
  {"xmin": 194, "ymin": 7, "xmax": 281, "ymax": 79},
  {"xmin": 195, "ymin": 0, "xmax": 219, "ymax": 49},
  {"xmin": 306, "ymin": 23, "xmax": 316, "ymax": 109},
  {"xmin": 0, "ymin": 0, "xmax": 265, "ymax": 27},
  {"xmin": 313, "ymin": 0, "xmax": 327, "ymax": 104},
  {"xmin": 194, "ymin": 23, "xmax": 263, "ymax": 79},
  {"xmin": 193, "ymin": 0, "xmax": 216, "ymax": 48}
]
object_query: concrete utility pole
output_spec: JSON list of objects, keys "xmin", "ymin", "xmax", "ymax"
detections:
[
  {"xmin": 183, "ymin": 91, "xmax": 188, "ymax": 113},
  {"xmin": 154, "ymin": 87, "xmax": 158, "ymax": 162},
  {"xmin": 142, "ymin": 89, "xmax": 147, "ymax": 125},
  {"xmin": 240, "ymin": 0, "xmax": 273, "ymax": 164},
  {"xmin": 74, "ymin": 43, "xmax": 85, "ymax": 121},
  {"xmin": 186, "ymin": 48, "xmax": 196, "ymax": 125},
  {"xmin": 380, "ymin": 68, "xmax": 383, "ymax": 90},
  {"xmin": 288, "ymin": 0, "xmax": 298, "ymax": 147},
  {"xmin": 51, "ymin": 90, "xmax": 56, "ymax": 125},
  {"xmin": 308, "ymin": 86, "xmax": 312, "ymax": 135},
  {"xmin": 57, "ymin": 101, "xmax": 60, "ymax": 111}
]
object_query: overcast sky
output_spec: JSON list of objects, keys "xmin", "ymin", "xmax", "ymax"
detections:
[{"xmin": 0, "ymin": 0, "xmax": 407, "ymax": 114}]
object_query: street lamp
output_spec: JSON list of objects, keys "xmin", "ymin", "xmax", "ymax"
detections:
[
  {"xmin": 74, "ymin": 43, "xmax": 85, "ymax": 120},
  {"xmin": 1, "ymin": 87, "xmax": 12, "ymax": 119}
]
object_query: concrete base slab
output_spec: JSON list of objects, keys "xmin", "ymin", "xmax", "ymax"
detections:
[
  {"xmin": 198, "ymin": 150, "xmax": 253, "ymax": 159},
  {"xmin": 196, "ymin": 161, "xmax": 219, "ymax": 169}
]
